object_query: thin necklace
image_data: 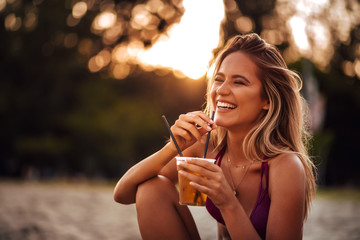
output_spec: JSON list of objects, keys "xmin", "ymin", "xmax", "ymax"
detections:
[
  {"xmin": 225, "ymin": 152, "xmax": 253, "ymax": 196},
  {"xmin": 229, "ymin": 159, "xmax": 254, "ymax": 169}
]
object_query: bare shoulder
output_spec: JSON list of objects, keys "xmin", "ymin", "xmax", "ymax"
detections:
[
  {"xmin": 268, "ymin": 152, "xmax": 304, "ymax": 174},
  {"xmin": 268, "ymin": 152, "xmax": 306, "ymax": 197}
]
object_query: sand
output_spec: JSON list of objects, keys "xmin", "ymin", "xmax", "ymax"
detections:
[{"xmin": 0, "ymin": 181, "xmax": 359, "ymax": 240}]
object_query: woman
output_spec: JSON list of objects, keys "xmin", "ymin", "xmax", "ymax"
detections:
[{"xmin": 113, "ymin": 33, "xmax": 316, "ymax": 239}]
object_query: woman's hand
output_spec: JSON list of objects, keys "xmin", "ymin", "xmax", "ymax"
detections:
[
  {"xmin": 178, "ymin": 158, "xmax": 236, "ymax": 208},
  {"xmin": 170, "ymin": 111, "xmax": 216, "ymax": 152}
]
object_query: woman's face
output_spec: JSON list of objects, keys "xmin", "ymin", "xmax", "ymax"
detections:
[{"xmin": 210, "ymin": 51, "xmax": 269, "ymax": 132}]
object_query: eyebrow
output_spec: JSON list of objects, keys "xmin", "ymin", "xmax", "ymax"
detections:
[{"xmin": 216, "ymin": 72, "xmax": 251, "ymax": 84}]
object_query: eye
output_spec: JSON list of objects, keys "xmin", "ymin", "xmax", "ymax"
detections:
[
  {"xmin": 214, "ymin": 78, "xmax": 224, "ymax": 83},
  {"xmin": 234, "ymin": 80, "xmax": 245, "ymax": 85}
]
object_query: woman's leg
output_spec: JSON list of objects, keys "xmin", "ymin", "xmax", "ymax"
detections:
[{"xmin": 136, "ymin": 175, "xmax": 201, "ymax": 240}]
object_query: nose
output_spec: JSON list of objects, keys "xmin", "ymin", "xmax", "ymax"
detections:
[{"xmin": 216, "ymin": 81, "xmax": 231, "ymax": 96}]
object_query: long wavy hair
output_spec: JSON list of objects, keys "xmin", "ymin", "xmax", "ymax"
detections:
[{"xmin": 205, "ymin": 33, "xmax": 316, "ymax": 219}]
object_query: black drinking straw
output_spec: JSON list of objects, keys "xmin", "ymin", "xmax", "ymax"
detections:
[
  {"xmin": 162, "ymin": 115, "xmax": 183, "ymax": 157},
  {"xmin": 203, "ymin": 111, "xmax": 215, "ymax": 158}
]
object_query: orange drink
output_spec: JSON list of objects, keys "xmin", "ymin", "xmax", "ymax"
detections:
[{"xmin": 176, "ymin": 157, "xmax": 215, "ymax": 206}]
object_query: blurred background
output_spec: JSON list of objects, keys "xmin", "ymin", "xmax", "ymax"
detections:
[
  {"xmin": 1, "ymin": 0, "xmax": 360, "ymax": 186},
  {"xmin": 0, "ymin": 0, "xmax": 360, "ymax": 239}
]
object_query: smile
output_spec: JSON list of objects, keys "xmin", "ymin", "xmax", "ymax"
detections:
[{"xmin": 217, "ymin": 101, "xmax": 237, "ymax": 110}]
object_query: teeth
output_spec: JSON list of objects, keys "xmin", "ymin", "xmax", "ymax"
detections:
[{"xmin": 217, "ymin": 101, "xmax": 237, "ymax": 109}]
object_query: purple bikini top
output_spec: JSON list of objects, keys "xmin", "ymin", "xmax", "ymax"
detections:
[{"xmin": 205, "ymin": 146, "xmax": 270, "ymax": 240}]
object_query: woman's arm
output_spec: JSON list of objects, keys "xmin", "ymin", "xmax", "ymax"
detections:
[
  {"xmin": 113, "ymin": 142, "xmax": 178, "ymax": 204},
  {"xmin": 265, "ymin": 153, "xmax": 306, "ymax": 239},
  {"xmin": 113, "ymin": 111, "xmax": 215, "ymax": 204},
  {"xmin": 223, "ymin": 153, "xmax": 306, "ymax": 239}
]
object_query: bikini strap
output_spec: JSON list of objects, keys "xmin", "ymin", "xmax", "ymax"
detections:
[
  {"xmin": 260, "ymin": 159, "xmax": 269, "ymax": 191},
  {"xmin": 214, "ymin": 146, "xmax": 226, "ymax": 166}
]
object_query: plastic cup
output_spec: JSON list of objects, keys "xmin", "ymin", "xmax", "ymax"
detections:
[{"xmin": 176, "ymin": 157, "xmax": 216, "ymax": 206}]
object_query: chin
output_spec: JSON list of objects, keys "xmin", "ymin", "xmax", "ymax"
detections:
[{"xmin": 214, "ymin": 119, "xmax": 231, "ymax": 129}]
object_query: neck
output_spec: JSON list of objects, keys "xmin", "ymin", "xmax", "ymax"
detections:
[{"xmin": 226, "ymin": 131, "xmax": 249, "ymax": 165}]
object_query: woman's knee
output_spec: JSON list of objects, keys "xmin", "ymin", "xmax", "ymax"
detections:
[
  {"xmin": 135, "ymin": 176, "xmax": 200, "ymax": 240},
  {"xmin": 136, "ymin": 175, "xmax": 178, "ymax": 207}
]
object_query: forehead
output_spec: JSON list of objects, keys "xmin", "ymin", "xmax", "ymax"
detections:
[{"xmin": 218, "ymin": 51, "xmax": 259, "ymax": 77}]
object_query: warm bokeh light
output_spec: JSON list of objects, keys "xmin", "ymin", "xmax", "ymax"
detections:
[
  {"xmin": 131, "ymin": 4, "xmax": 153, "ymax": 29},
  {"xmin": 103, "ymin": 23, "xmax": 124, "ymax": 45},
  {"xmin": 67, "ymin": 14, "xmax": 80, "ymax": 27},
  {"xmin": 261, "ymin": 29, "xmax": 284, "ymax": 46},
  {"xmin": 288, "ymin": 16, "xmax": 310, "ymax": 54},
  {"xmin": 24, "ymin": 11, "xmax": 37, "ymax": 31},
  {"xmin": 235, "ymin": 16, "xmax": 253, "ymax": 34},
  {"xmin": 4, "ymin": 13, "xmax": 21, "ymax": 31},
  {"xmin": 343, "ymin": 61, "xmax": 355, "ymax": 77},
  {"xmin": 284, "ymin": 0, "xmax": 360, "ymax": 71},
  {"xmin": 112, "ymin": 63, "xmax": 131, "ymax": 80},
  {"xmin": 89, "ymin": 0, "xmax": 225, "ymax": 80},
  {"xmin": 2, "ymin": 0, "xmax": 359, "ymax": 80},
  {"xmin": 96, "ymin": 49, "xmax": 112, "ymax": 68},
  {"xmin": 72, "ymin": 1, "xmax": 87, "ymax": 19},
  {"xmin": 112, "ymin": 44, "xmax": 130, "ymax": 64},
  {"xmin": 92, "ymin": 11, "xmax": 117, "ymax": 31},
  {"xmin": 0, "ymin": 0, "xmax": 6, "ymax": 12},
  {"xmin": 136, "ymin": 0, "xmax": 225, "ymax": 79},
  {"xmin": 354, "ymin": 60, "xmax": 360, "ymax": 78},
  {"xmin": 84, "ymin": 0, "xmax": 360, "ymax": 79},
  {"xmin": 88, "ymin": 56, "xmax": 102, "ymax": 72}
]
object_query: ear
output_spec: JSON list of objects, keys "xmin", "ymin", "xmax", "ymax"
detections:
[{"xmin": 262, "ymin": 99, "xmax": 270, "ymax": 110}]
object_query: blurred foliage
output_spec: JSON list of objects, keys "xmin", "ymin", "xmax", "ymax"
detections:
[
  {"xmin": 0, "ymin": 0, "xmax": 204, "ymax": 179},
  {"xmin": 0, "ymin": 0, "xmax": 360, "ymax": 186}
]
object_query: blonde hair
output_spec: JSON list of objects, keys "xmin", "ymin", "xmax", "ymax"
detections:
[{"xmin": 205, "ymin": 33, "xmax": 316, "ymax": 219}]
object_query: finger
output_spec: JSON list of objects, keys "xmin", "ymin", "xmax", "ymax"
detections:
[
  {"xmin": 191, "ymin": 180, "xmax": 236, "ymax": 207},
  {"xmin": 180, "ymin": 112, "xmax": 213, "ymax": 131},
  {"xmin": 178, "ymin": 170, "xmax": 209, "ymax": 187},
  {"xmin": 175, "ymin": 120, "xmax": 203, "ymax": 141},
  {"xmin": 195, "ymin": 111, "xmax": 216, "ymax": 129},
  {"xmin": 172, "ymin": 126, "xmax": 193, "ymax": 142},
  {"xmin": 187, "ymin": 175, "xmax": 225, "ymax": 199},
  {"xmin": 197, "ymin": 127, "xmax": 211, "ymax": 137},
  {"xmin": 189, "ymin": 181, "xmax": 212, "ymax": 195},
  {"xmin": 186, "ymin": 158, "xmax": 219, "ymax": 171},
  {"xmin": 178, "ymin": 161, "xmax": 219, "ymax": 180}
]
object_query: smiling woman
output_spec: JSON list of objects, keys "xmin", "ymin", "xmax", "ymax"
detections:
[
  {"xmin": 210, "ymin": 51, "xmax": 269, "ymax": 133},
  {"xmin": 114, "ymin": 33, "xmax": 317, "ymax": 240}
]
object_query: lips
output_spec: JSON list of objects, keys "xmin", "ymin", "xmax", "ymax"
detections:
[{"xmin": 217, "ymin": 101, "xmax": 237, "ymax": 110}]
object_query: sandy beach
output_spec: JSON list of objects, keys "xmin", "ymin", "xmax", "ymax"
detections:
[{"xmin": 0, "ymin": 181, "xmax": 359, "ymax": 240}]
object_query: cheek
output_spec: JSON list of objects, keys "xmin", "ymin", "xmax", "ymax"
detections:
[{"xmin": 209, "ymin": 85, "xmax": 217, "ymax": 104}]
